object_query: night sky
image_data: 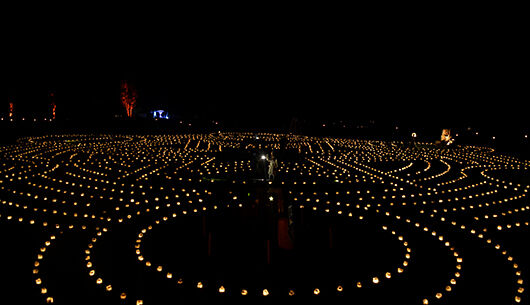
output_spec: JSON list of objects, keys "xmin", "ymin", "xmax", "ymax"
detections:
[{"xmin": 3, "ymin": 18, "xmax": 527, "ymax": 129}]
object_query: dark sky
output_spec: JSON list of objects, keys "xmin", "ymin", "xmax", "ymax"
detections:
[{"xmin": 3, "ymin": 16, "xmax": 528, "ymax": 129}]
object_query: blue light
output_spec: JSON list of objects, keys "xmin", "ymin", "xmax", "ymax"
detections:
[{"xmin": 152, "ymin": 110, "xmax": 169, "ymax": 119}]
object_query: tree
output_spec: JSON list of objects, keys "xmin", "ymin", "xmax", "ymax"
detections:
[{"xmin": 120, "ymin": 80, "xmax": 137, "ymax": 118}]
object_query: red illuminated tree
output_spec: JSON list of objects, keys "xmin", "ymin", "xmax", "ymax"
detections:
[
  {"xmin": 8, "ymin": 102, "xmax": 14, "ymax": 118},
  {"xmin": 121, "ymin": 81, "xmax": 137, "ymax": 118},
  {"xmin": 49, "ymin": 92, "xmax": 56, "ymax": 120}
]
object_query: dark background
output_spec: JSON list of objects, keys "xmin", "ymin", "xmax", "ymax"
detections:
[
  {"xmin": 2, "ymin": 12, "xmax": 527, "ymax": 129},
  {"xmin": 1, "ymin": 8, "xmax": 528, "ymax": 155}
]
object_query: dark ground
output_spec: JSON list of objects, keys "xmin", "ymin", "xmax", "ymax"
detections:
[{"xmin": 0, "ymin": 123, "xmax": 529, "ymax": 304}]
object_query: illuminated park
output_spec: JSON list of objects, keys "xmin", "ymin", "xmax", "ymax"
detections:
[
  {"xmin": 0, "ymin": 132, "xmax": 528, "ymax": 304},
  {"xmin": 3, "ymin": 13, "xmax": 528, "ymax": 304}
]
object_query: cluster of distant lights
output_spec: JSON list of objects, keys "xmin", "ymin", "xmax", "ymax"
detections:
[
  {"xmin": 0, "ymin": 117, "xmax": 54, "ymax": 122},
  {"xmin": 411, "ymin": 132, "xmax": 529, "ymax": 143},
  {"xmin": 0, "ymin": 133, "xmax": 529, "ymax": 304},
  {"xmin": 0, "ymin": 117, "xmax": 222, "ymax": 129}
]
